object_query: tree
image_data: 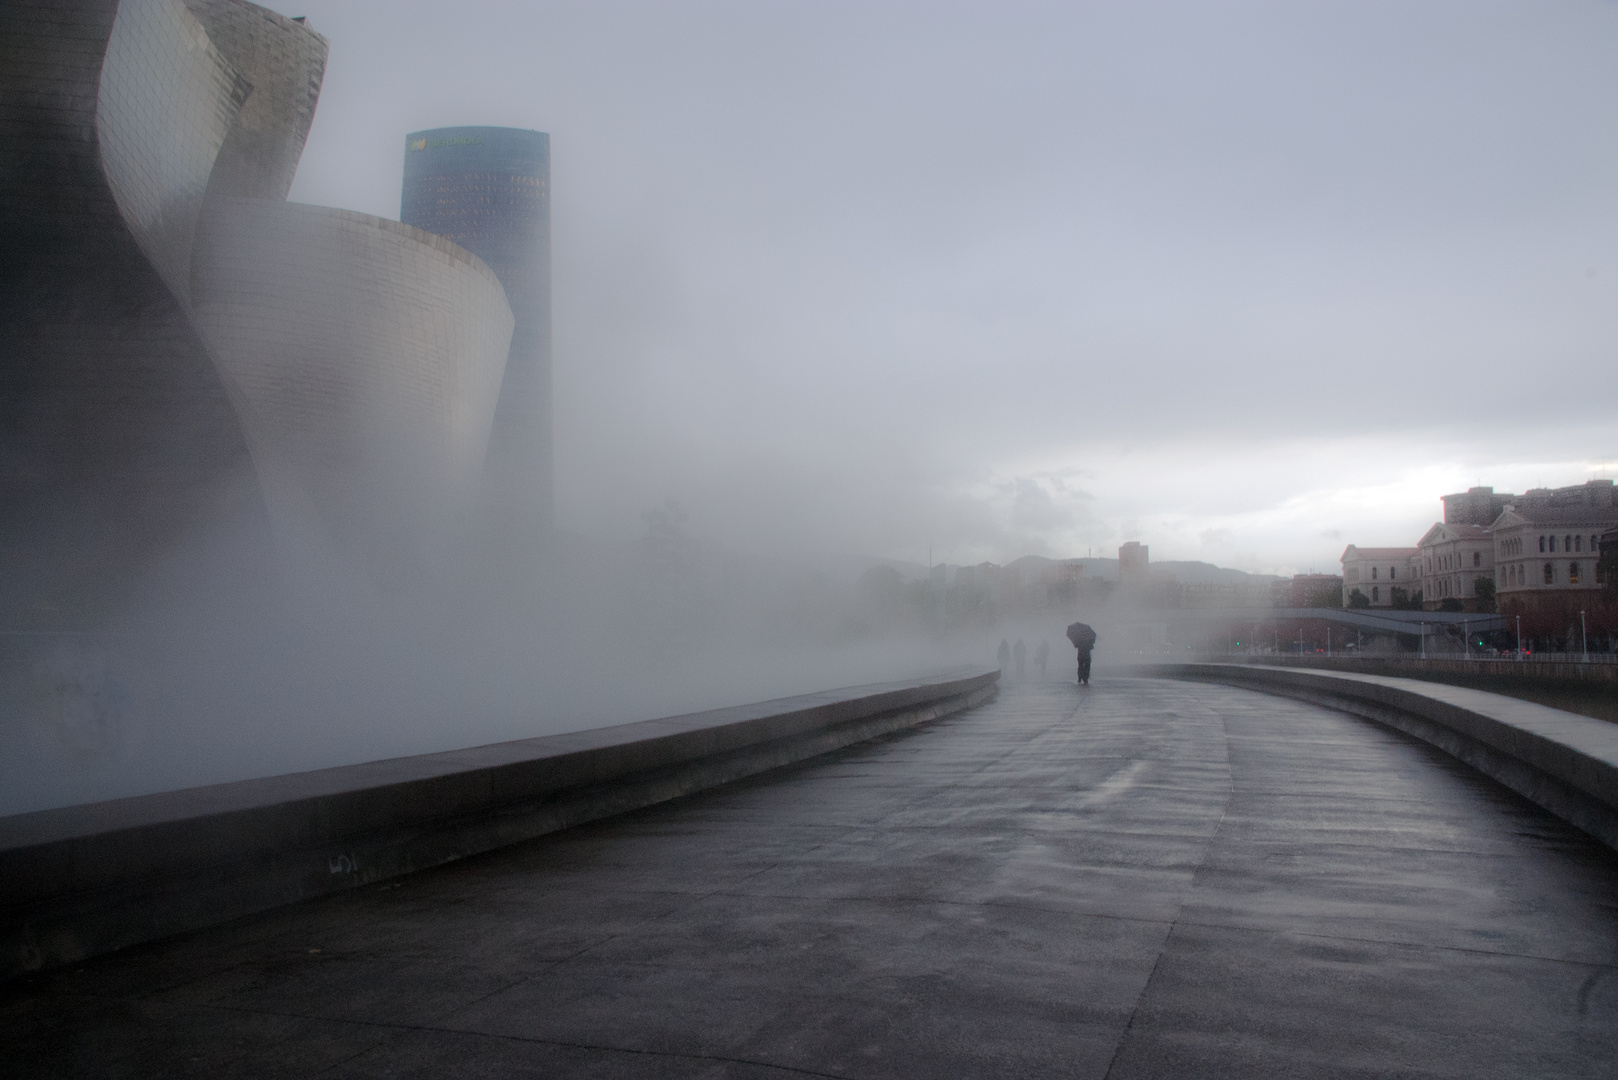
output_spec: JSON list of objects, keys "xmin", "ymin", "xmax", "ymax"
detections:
[
  {"xmin": 1348, "ymin": 588, "xmax": 1370, "ymax": 609},
  {"xmin": 1473, "ymin": 576, "xmax": 1496, "ymax": 613},
  {"xmin": 1601, "ymin": 540, "xmax": 1618, "ymax": 593},
  {"xmin": 1390, "ymin": 587, "xmax": 1424, "ymax": 611}
]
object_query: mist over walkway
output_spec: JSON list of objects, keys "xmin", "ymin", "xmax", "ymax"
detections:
[{"xmin": 7, "ymin": 678, "xmax": 1618, "ymax": 1077}]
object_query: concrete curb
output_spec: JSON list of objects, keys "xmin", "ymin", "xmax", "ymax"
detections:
[
  {"xmin": 0, "ymin": 668, "xmax": 998, "ymax": 980},
  {"xmin": 1187, "ymin": 654, "xmax": 1618, "ymax": 685},
  {"xmin": 1129, "ymin": 663, "xmax": 1618, "ymax": 853}
]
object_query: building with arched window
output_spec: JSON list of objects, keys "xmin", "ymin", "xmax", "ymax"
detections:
[
  {"xmin": 1492, "ymin": 500, "xmax": 1618, "ymax": 634},
  {"xmin": 1417, "ymin": 522, "xmax": 1494, "ymax": 611},
  {"xmin": 1340, "ymin": 546, "xmax": 1420, "ymax": 608}
]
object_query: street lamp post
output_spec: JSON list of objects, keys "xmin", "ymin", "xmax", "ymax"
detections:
[
  {"xmin": 1515, "ymin": 614, "xmax": 1522, "ymax": 659},
  {"xmin": 1420, "ymin": 622, "xmax": 1427, "ymax": 660},
  {"xmin": 1464, "ymin": 619, "xmax": 1469, "ymax": 661},
  {"xmin": 1581, "ymin": 610, "xmax": 1588, "ymax": 662}
]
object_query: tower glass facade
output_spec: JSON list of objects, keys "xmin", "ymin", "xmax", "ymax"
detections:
[{"xmin": 401, "ymin": 126, "xmax": 551, "ymax": 535}]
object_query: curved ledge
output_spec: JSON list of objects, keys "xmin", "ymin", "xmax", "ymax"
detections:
[
  {"xmin": 0, "ymin": 668, "xmax": 999, "ymax": 980},
  {"xmin": 1133, "ymin": 663, "xmax": 1618, "ymax": 853}
]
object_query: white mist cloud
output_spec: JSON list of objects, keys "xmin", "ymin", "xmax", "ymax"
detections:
[{"xmin": 284, "ymin": 0, "xmax": 1618, "ymax": 568}]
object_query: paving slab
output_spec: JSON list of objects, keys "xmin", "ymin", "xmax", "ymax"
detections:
[{"xmin": 5, "ymin": 677, "xmax": 1617, "ymax": 1077}]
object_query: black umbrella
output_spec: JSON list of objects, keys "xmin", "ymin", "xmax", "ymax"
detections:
[{"xmin": 1066, "ymin": 621, "xmax": 1097, "ymax": 650}]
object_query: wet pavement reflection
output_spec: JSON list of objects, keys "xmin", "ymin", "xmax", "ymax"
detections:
[{"xmin": 5, "ymin": 677, "xmax": 1617, "ymax": 1077}]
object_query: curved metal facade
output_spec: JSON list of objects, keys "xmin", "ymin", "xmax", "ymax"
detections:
[
  {"xmin": 192, "ymin": 199, "xmax": 512, "ymax": 574},
  {"xmin": 96, "ymin": 0, "xmax": 250, "ymax": 303},
  {"xmin": 1, "ymin": 0, "xmax": 515, "ymax": 625},
  {"xmin": 401, "ymin": 127, "xmax": 552, "ymax": 540},
  {"xmin": 0, "ymin": 0, "xmax": 285, "ymax": 626},
  {"xmin": 185, "ymin": 0, "xmax": 327, "ymax": 204}
]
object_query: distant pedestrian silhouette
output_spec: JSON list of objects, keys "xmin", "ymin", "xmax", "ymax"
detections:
[
  {"xmin": 1034, "ymin": 640, "xmax": 1049, "ymax": 679},
  {"xmin": 997, "ymin": 639, "xmax": 1011, "ymax": 671},
  {"xmin": 1013, "ymin": 639, "xmax": 1026, "ymax": 680},
  {"xmin": 1066, "ymin": 621, "xmax": 1097, "ymax": 685}
]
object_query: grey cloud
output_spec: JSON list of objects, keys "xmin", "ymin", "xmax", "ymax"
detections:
[{"xmin": 284, "ymin": 0, "xmax": 1618, "ymax": 564}]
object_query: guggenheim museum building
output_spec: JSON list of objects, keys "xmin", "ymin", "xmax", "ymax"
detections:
[{"xmin": 0, "ymin": 0, "xmax": 550, "ymax": 628}]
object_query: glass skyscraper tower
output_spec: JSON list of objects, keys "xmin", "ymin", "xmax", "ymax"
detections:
[{"xmin": 401, "ymin": 126, "xmax": 551, "ymax": 537}]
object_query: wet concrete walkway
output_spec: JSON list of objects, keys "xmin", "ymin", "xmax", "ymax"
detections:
[{"xmin": 6, "ymin": 678, "xmax": 1618, "ymax": 1078}]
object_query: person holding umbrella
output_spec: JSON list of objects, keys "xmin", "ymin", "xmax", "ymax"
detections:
[{"xmin": 1066, "ymin": 621, "xmax": 1097, "ymax": 685}]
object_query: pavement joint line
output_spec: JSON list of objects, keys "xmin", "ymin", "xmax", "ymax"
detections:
[
  {"xmin": 1163, "ymin": 917, "xmax": 1618, "ymax": 969},
  {"xmin": 1100, "ymin": 704, "xmax": 1237, "ymax": 1080},
  {"xmin": 14, "ymin": 681, "xmax": 1618, "ymax": 1072},
  {"xmin": 696, "ymin": 888, "xmax": 1182, "ymax": 926},
  {"xmin": 872, "ymin": 708, "xmax": 1082, "ymax": 817},
  {"xmin": 162, "ymin": 996, "xmax": 865, "ymax": 1080},
  {"xmin": 388, "ymin": 862, "xmax": 812, "ymax": 993},
  {"xmin": 531, "ymin": 854, "xmax": 816, "ymax": 950},
  {"xmin": 1578, "ymin": 968, "xmax": 1613, "ymax": 1016},
  {"xmin": 411, "ymin": 1028, "xmax": 866, "ymax": 1080},
  {"xmin": 1214, "ymin": 841, "xmax": 1590, "ymax": 859},
  {"xmin": 310, "ymin": 1029, "xmax": 406, "ymax": 1078},
  {"xmin": 420, "ymin": 934, "xmax": 626, "ymax": 1030},
  {"xmin": 827, "ymin": 821, "xmax": 1228, "ymax": 839}
]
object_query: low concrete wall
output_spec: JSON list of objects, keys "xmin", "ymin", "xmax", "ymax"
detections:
[
  {"xmin": 0, "ymin": 669, "xmax": 998, "ymax": 980},
  {"xmin": 1135, "ymin": 663, "xmax": 1618, "ymax": 853},
  {"xmin": 1208, "ymin": 654, "xmax": 1618, "ymax": 685}
]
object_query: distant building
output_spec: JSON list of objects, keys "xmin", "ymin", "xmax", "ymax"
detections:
[
  {"xmin": 1273, "ymin": 574, "xmax": 1344, "ymax": 609},
  {"xmin": 1491, "ymin": 498, "xmax": 1618, "ymax": 635},
  {"xmin": 402, "ymin": 126, "xmax": 552, "ymax": 536},
  {"xmin": 1442, "ymin": 486, "xmax": 1515, "ymax": 527},
  {"xmin": 1118, "ymin": 542, "xmax": 1149, "ymax": 584},
  {"xmin": 1042, "ymin": 561, "xmax": 1084, "ymax": 587},
  {"xmin": 1340, "ymin": 546, "xmax": 1419, "ymax": 608},
  {"xmin": 1417, "ymin": 522, "xmax": 1494, "ymax": 611},
  {"xmin": 1041, "ymin": 561, "xmax": 1084, "ymax": 607},
  {"xmin": 1442, "ymin": 480, "xmax": 1618, "ymax": 525},
  {"xmin": 1521, "ymin": 479, "xmax": 1618, "ymax": 512},
  {"xmin": 1601, "ymin": 528, "xmax": 1618, "ymax": 587},
  {"xmin": 1177, "ymin": 581, "xmax": 1278, "ymax": 609},
  {"xmin": 1428, "ymin": 480, "xmax": 1618, "ymax": 622}
]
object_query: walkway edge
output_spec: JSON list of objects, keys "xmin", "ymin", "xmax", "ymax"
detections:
[
  {"xmin": 0, "ymin": 669, "xmax": 999, "ymax": 980},
  {"xmin": 1129, "ymin": 663, "xmax": 1618, "ymax": 853}
]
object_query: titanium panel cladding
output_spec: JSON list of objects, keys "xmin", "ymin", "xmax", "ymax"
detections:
[
  {"xmin": 400, "ymin": 126, "xmax": 552, "ymax": 539},
  {"xmin": 0, "ymin": 0, "xmax": 292, "ymax": 627},
  {"xmin": 192, "ymin": 199, "xmax": 514, "ymax": 582}
]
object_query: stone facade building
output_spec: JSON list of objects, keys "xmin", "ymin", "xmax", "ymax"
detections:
[
  {"xmin": 1417, "ymin": 522, "xmax": 1494, "ymax": 612},
  {"xmin": 1441, "ymin": 486, "xmax": 1516, "ymax": 527},
  {"xmin": 1118, "ymin": 542, "xmax": 1149, "ymax": 585},
  {"xmin": 1340, "ymin": 546, "xmax": 1420, "ymax": 608},
  {"xmin": 1491, "ymin": 503, "xmax": 1618, "ymax": 636},
  {"xmin": 1273, "ymin": 574, "xmax": 1344, "ymax": 609}
]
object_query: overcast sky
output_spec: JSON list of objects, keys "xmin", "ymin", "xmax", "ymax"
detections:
[{"xmin": 285, "ymin": 0, "xmax": 1618, "ymax": 575}]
